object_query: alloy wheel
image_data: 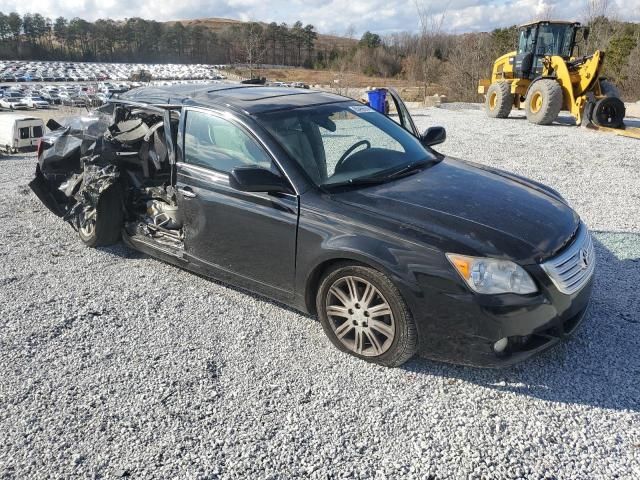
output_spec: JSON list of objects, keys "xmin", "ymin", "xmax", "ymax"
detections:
[
  {"xmin": 325, "ymin": 276, "xmax": 395, "ymax": 357},
  {"xmin": 79, "ymin": 208, "xmax": 96, "ymax": 237}
]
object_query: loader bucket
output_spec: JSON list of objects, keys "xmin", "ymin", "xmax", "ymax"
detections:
[{"xmin": 586, "ymin": 123, "xmax": 640, "ymax": 140}]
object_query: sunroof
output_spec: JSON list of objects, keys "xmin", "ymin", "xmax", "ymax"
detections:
[{"xmin": 220, "ymin": 87, "xmax": 310, "ymax": 101}]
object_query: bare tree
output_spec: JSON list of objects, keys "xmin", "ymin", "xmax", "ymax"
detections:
[
  {"xmin": 414, "ymin": 0, "xmax": 449, "ymax": 57},
  {"xmin": 345, "ymin": 24, "xmax": 356, "ymax": 41},
  {"xmin": 582, "ymin": 0, "xmax": 619, "ymax": 52},
  {"xmin": 583, "ymin": 0, "xmax": 613, "ymax": 22},
  {"xmin": 539, "ymin": 2, "xmax": 555, "ymax": 21},
  {"xmin": 238, "ymin": 21, "xmax": 267, "ymax": 78}
]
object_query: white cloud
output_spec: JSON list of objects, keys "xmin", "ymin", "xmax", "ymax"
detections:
[{"xmin": 2, "ymin": 0, "xmax": 639, "ymax": 35}]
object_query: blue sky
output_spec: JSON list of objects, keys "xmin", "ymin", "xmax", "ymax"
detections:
[{"xmin": 4, "ymin": 0, "xmax": 640, "ymax": 36}]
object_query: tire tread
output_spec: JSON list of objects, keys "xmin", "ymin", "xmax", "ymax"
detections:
[
  {"xmin": 78, "ymin": 185, "xmax": 123, "ymax": 247},
  {"xmin": 525, "ymin": 79, "xmax": 563, "ymax": 125},
  {"xmin": 485, "ymin": 82, "xmax": 513, "ymax": 119},
  {"xmin": 316, "ymin": 262, "xmax": 417, "ymax": 367}
]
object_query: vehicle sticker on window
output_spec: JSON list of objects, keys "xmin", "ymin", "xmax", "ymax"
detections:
[{"xmin": 349, "ymin": 105, "xmax": 375, "ymax": 114}]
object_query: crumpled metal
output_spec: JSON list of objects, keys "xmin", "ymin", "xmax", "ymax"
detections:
[{"xmin": 63, "ymin": 163, "xmax": 120, "ymax": 224}]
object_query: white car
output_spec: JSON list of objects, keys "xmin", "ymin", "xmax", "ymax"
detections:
[
  {"xmin": 0, "ymin": 97, "xmax": 29, "ymax": 110},
  {"xmin": 24, "ymin": 96, "xmax": 50, "ymax": 109}
]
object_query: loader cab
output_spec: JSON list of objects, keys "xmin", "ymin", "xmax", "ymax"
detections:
[{"xmin": 514, "ymin": 21, "xmax": 580, "ymax": 79}]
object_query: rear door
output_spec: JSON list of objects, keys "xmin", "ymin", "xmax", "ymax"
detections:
[
  {"xmin": 16, "ymin": 121, "xmax": 43, "ymax": 149},
  {"xmin": 176, "ymin": 108, "xmax": 298, "ymax": 295}
]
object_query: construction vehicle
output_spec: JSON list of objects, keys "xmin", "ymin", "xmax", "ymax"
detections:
[
  {"xmin": 478, "ymin": 20, "xmax": 639, "ymax": 139},
  {"xmin": 129, "ymin": 69, "xmax": 153, "ymax": 83}
]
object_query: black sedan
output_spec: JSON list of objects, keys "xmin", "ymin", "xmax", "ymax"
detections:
[{"xmin": 29, "ymin": 84, "xmax": 594, "ymax": 367}]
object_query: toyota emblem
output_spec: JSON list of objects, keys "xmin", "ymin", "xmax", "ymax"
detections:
[{"xmin": 579, "ymin": 248, "xmax": 589, "ymax": 270}]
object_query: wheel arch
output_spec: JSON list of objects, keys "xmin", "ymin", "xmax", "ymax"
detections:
[{"xmin": 303, "ymin": 252, "xmax": 402, "ymax": 316}]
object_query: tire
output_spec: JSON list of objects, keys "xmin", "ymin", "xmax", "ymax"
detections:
[
  {"xmin": 485, "ymin": 82, "xmax": 513, "ymax": 118},
  {"xmin": 316, "ymin": 263, "xmax": 417, "ymax": 367},
  {"xmin": 525, "ymin": 79, "xmax": 563, "ymax": 125},
  {"xmin": 78, "ymin": 185, "xmax": 123, "ymax": 247},
  {"xmin": 600, "ymin": 79, "xmax": 620, "ymax": 99},
  {"xmin": 592, "ymin": 96, "xmax": 626, "ymax": 129}
]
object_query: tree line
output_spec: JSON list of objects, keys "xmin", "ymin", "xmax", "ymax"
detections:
[
  {"xmin": 0, "ymin": 12, "xmax": 319, "ymax": 67},
  {"xmin": 1, "ymin": 8, "xmax": 638, "ymax": 101},
  {"xmin": 334, "ymin": 15, "xmax": 640, "ymax": 101}
]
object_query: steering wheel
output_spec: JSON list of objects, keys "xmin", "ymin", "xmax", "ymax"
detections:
[{"xmin": 335, "ymin": 140, "xmax": 371, "ymax": 172}]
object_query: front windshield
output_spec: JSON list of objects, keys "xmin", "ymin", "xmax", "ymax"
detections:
[
  {"xmin": 520, "ymin": 23, "xmax": 575, "ymax": 57},
  {"xmin": 538, "ymin": 24, "xmax": 574, "ymax": 57},
  {"xmin": 257, "ymin": 102, "xmax": 435, "ymax": 187}
]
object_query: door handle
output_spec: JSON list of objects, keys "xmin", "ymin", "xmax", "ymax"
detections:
[{"xmin": 178, "ymin": 187, "xmax": 197, "ymax": 198}]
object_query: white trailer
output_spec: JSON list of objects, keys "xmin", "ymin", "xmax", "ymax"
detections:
[{"xmin": 0, "ymin": 114, "xmax": 45, "ymax": 153}]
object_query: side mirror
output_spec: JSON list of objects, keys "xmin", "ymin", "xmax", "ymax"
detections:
[
  {"xmin": 420, "ymin": 126, "xmax": 446, "ymax": 147},
  {"xmin": 229, "ymin": 166, "xmax": 291, "ymax": 194}
]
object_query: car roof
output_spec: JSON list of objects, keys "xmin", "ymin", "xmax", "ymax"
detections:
[
  {"xmin": 120, "ymin": 82, "xmax": 350, "ymax": 114},
  {"xmin": 519, "ymin": 20, "xmax": 580, "ymax": 28}
]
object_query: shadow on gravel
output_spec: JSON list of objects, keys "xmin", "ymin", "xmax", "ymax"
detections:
[
  {"xmin": 623, "ymin": 117, "xmax": 640, "ymax": 128},
  {"xmin": 508, "ymin": 112, "xmax": 640, "ymax": 130},
  {"xmin": 0, "ymin": 154, "xmax": 37, "ymax": 163},
  {"xmin": 102, "ymin": 240, "xmax": 310, "ymax": 317},
  {"xmin": 403, "ymin": 232, "xmax": 640, "ymax": 413},
  {"xmin": 97, "ymin": 242, "xmax": 147, "ymax": 260},
  {"xmin": 100, "ymin": 230, "xmax": 639, "ymax": 412}
]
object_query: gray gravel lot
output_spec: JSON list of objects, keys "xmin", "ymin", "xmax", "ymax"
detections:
[{"xmin": 1, "ymin": 106, "xmax": 639, "ymax": 479}]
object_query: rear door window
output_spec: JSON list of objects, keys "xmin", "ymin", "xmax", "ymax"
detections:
[
  {"xmin": 183, "ymin": 110, "xmax": 273, "ymax": 174},
  {"xmin": 19, "ymin": 127, "xmax": 30, "ymax": 139},
  {"xmin": 32, "ymin": 126, "xmax": 43, "ymax": 138}
]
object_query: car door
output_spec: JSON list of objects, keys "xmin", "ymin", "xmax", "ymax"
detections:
[
  {"xmin": 176, "ymin": 108, "xmax": 298, "ymax": 295},
  {"xmin": 386, "ymin": 88, "xmax": 420, "ymax": 137}
]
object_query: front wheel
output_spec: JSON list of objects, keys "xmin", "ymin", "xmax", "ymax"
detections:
[
  {"xmin": 316, "ymin": 264, "xmax": 417, "ymax": 367},
  {"xmin": 525, "ymin": 79, "xmax": 563, "ymax": 125}
]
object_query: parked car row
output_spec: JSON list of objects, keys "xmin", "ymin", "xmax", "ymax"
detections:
[
  {"xmin": 0, "ymin": 60, "xmax": 224, "ymax": 83},
  {"xmin": 0, "ymin": 82, "xmax": 126, "ymax": 110},
  {"xmin": 0, "ymin": 77, "xmax": 237, "ymax": 111},
  {"xmin": 267, "ymin": 81, "xmax": 310, "ymax": 89}
]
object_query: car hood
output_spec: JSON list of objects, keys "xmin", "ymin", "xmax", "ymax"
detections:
[{"xmin": 332, "ymin": 157, "xmax": 580, "ymax": 264}]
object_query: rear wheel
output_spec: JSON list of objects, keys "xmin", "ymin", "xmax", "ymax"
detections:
[
  {"xmin": 485, "ymin": 82, "xmax": 513, "ymax": 118},
  {"xmin": 78, "ymin": 185, "xmax": 123, "ymax": 247},
  {"xmin": 525, "ymin": 79, "xmax": 563, "ymax": 125},
  {"xmin": 316, "ymin": 263, "xmax": 417, "ymax": 367}
]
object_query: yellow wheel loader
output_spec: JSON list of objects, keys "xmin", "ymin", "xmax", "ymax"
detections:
[{"xmin": 478, "ymin": 21, "xmax": 639, "ymax": 139}]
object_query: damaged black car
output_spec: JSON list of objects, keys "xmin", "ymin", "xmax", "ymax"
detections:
[{"xmin": 30, "ymin": 83, "xmax": 594, "ymax": 367}]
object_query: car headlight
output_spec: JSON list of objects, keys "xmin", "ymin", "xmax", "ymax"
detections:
[{"xmin": 446, "ymin": 254, "xmax": 538, "ymax": 295}]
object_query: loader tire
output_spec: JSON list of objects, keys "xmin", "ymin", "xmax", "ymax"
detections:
[
  {"xmin": 525, "ymin": 79, "xmax": 563, "ymax": 125},
  {"xmin": 599, "ymin": 80, "xmax": 620, "ymax": 98},
  {"xmin": 592, "ymin": 96, "xmax": 625, "ymax": 129},
  {"xmin": 485, "ymin": 82, "xmax": 513, "ymax": 118}
]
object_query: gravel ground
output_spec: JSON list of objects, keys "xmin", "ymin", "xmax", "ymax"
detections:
[{"xmin": 1, "ymin": 106, "xmax": 639, "ymax": 479}]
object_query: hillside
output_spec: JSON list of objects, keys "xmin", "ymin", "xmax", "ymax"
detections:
[{"xmin": 167, "ymin": 17, "xmax": 357, "ymax": 51}]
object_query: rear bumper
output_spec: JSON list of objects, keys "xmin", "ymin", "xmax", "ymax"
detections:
[{"xmin": 29, "ymin": 166, "xmax": 66, "ymax": 217}]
